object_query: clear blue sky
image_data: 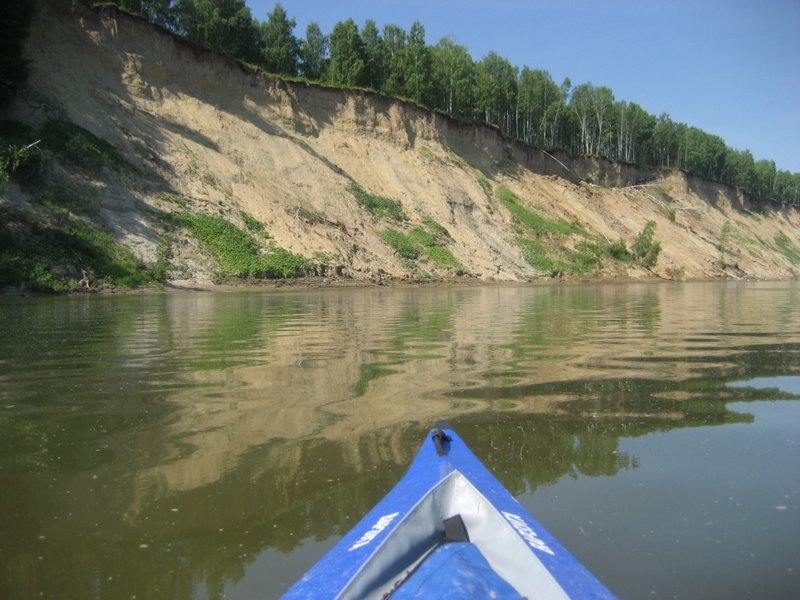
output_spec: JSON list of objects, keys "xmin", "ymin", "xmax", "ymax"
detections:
[{"xmin": 246, "ymin": 0, "xmax": 800, "ymax": 173}]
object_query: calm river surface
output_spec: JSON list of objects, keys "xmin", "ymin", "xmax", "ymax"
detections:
[{"xmin": 1, "ymin": 281, "xmax": 799, "ymax": 599}]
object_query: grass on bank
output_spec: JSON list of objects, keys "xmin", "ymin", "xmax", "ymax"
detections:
[
  {"xmin": 0, "ymin": 208, "xmax": 161, "ymax": 291},
  {"xmin": 497, "ymin": 185, "xmax": 601, "ymax": 276},
  {"xmin": 497, "ymin": 186, "xmax": 587, "ymax": 237},
  {"xmin": 0, "ymin": 119, "xmax": 163, "ymax": 291},
  {"xmin": 179, "ymin": 212, "xmax": 309, "ymax": 278},
  {"xmin": 497, "ymin": 185, "xmax": 662, "ymax": 275},
  {"xmin": 381, "ymin": 217, "xmax": 463, "ymax": 270},
  {"xmin": 774, "ymin": 232, "xmax": 800, "ymax": 265},
  {"xmin": 40, "ymin": 118, "xmax": 130, "ymax": 173},
  {"xmin": 348, "ymin": 182, "xmax": 406, "ymax": 221}
]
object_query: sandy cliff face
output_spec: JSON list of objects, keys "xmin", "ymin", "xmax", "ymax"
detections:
[{"xmin": 9, "ymin": 0, "xmax": 800, "ymax": 285}]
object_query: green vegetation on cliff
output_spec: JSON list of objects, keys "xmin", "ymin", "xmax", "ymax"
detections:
[
  {"xmin": 0, "ymin": 207, "xmax": 158, "ymax": 291},
  {"xmin": 497, "ymin": 186, "xmax": 602, "ymax": 277},
  {"xmin": 381, "ymin": 224, "xmax": 463, "ymax": 271},
  {"xmin": 0, "ymin": 114, "xmax": 312, "ymax": 291},
  {"xmin": 180, "ymin": 212, "xmax": 309, "ymax": 279},
  {"xmin": 0, "ymin": 119, "xmax": 159, "ymax": 291},
  {"xmin": 348, "ymin": 182, "xmax": 406, "ymax": 221}
]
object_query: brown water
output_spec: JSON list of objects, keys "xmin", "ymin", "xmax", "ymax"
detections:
[{"xmin": 1, "ymin": 281, "xmax": 798, "ymax": 599}]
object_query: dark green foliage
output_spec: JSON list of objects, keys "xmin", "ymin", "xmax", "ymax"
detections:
[
  {"xmin": 516, "ymin": 237, "xmax": 559, "ymax": 276},
  {"xmin": 150, "ymin": 232, "xmax": 174, "ymax": 281},
  {"xmin": 475, "ymin": 52, "xmax": 517, "ymax": 130},
  {"xmin": 430, "ymin": 38, "xmax": 475, "ymax": 119},
  {"xmin": 422, "ymin": 215, "xmax": 452, "ymax": 240},
  {"xmin": 300, "ymin": 22, "xmax": 327, "ymax": 80},
  {"xmin": 0, "ymin": 144, "xmax": 34, "ymax": 187},
  {"xmin": 0, "ymin": 121, "xmax": 40, "ymax": 186},
  {"xmin": 420, "ymin": 245, "xmax": 461, "ymax": 269},
  {"xmin": 0, "ymin": 209, "xmax": 153, "ymax": 291},
  {"xmin": 408, "ymin": 227, "xmax": 438, "ymax": 248},
  {"xmin": 116, "ymin": 1, "xmax": 174, "ymax": 26},
  {"xmin": 516, "ymin": 238, "xmax": 601, "ymax": 278},
  {"xmin": 719, "ymin": 221, "xmax": 732, "ymax": 267},
  {"xmin": 572, "ymin": 242, "xmax": 604, "ymax": 273},
  {"xmin": 41, "ymin": 118, "xmax": 127, "ymax": 172},
  {"xmin": 327, "ymin": 19, "xmax": 367, "ymax": 87},
  {"xmin": 0, "ymin": 2, "xmax": 35, "ymax": 107},
  {"xmin": 240, "ymin": 210, "xmax": 268, "ymax": 237},
  {"xmin": 359, "ymin": 20, "xmax": 382, "ymax": 90},
  {"xmin": 260, "ymin": 3, "xmax": 300, "ymax": 76},
  {"xmin": 263, "ymin": 246, "xmax": 312, "ymax": 278},
  {"xmin": 348, "ymin": 182, "xmax": 405, "ymax": 221},
  {"xmin": 42, "ymin": 187, "xmax": 99, "ymax": 217},
  {"xmin": 180, "ymin": 212, "xmax": 309, "ymax": 278},
  {"xmin": 379, "ymin": 24, "xmax": 407, "ymax": 97},
  {"xmin": 606, "ymin": 238, "xmax": 632, "ymax": 262},
  {"xmin": 180, "ymin": 212, "xmax": 266, "ymax": 276},
  {"xmin": 409, "ymin": 226, "xmax": 462, "ymax": 268},
  {"xmin": 403, "ymin": 21, "xmax": 432, "ymax": 105},
  {"xmin": 496, "ymin": 186, "xmax": 604, "ymax": 276},
  {"xmin": 171, "ymin": 0, "xmax": 262, "ymax": 64},
  {"xmin": 631, "ymin": 221, "xmax": 661, "ymax": 268}
]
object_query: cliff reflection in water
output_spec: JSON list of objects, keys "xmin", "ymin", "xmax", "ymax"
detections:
[{"xmin": 1, "ymin": 282, "xmax": 799, "ymax": 599}]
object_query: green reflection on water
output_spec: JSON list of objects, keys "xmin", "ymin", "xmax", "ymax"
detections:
[{"xmin": 0, "ymin": 282, "xmax": 799, "ymax": 599}]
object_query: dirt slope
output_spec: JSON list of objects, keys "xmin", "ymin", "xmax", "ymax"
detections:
[{"xmin": 6, "ymin": 0, "xmax": 800, "ymax": 286}]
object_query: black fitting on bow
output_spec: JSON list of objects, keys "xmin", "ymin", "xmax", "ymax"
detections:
[{"xmin": 432, "ymin": 427, "xmax": 452, "ymax": 456}]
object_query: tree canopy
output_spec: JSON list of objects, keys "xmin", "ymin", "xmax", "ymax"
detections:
[
  {"xmin": 108, "ymin": 1, "xmax": 799, "ymax": 205},
  {"xmin": 260, "ymin": 3, "xmax": 300, "ymax": 76}
]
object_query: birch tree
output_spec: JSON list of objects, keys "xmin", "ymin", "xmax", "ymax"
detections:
[
  {"xmin": 172, "ymin": 0, "xmax": 262, "ymax": 65},
  {"xmin": 261, "ymin": 3, "xmax": 300, "ymax": 76},
  {"xmin": 430, "ymin": 38, "xmax": 475, "ymax": 118},
  {"xmin": 327, "ymin": 19, "xmax": 367, "ymax": 87},
  {"xmin": 300, "ymin": 22, "xmax": 327, "ymax": 80},
  {"xmin": 475, "ymin": 52, "xmax": 517, "ymax": 133},
  {"xmin": 404, "ymin": 21, "xmax": 432, "ymax": 105},
  {"xmin": 360, "ymin": 20, "xmax": 383, "ymax": 90},
  {"xmin": 570, "ymin": 83, "xmax": 594, "ymax": 154},
  {"xmin": 380, "ymin": 25, "xmax": 406, "ymax": 97}
]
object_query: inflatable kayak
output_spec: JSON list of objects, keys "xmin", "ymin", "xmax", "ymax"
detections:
[{"xmin": 283, "ymin": 424, "xmax": 616, "ymax": 599}]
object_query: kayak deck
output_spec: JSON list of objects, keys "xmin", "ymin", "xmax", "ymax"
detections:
[
  {"xmin": 389, "ymin": 539, "xmax": 523, "ymax": 599},
  {"xmin": 283, "ymin": 425, "xmax": 616, "ymax": 599},
  {"xmin": 347, "ymin": 469, "xmax": 571, "ymax": 599}
]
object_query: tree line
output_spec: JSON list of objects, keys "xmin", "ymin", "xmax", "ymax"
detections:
[{"xmin": 109, "ymin": 1, "xmax": 800, "ymax": 204}]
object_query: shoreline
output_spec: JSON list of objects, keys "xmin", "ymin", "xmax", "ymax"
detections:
[{"xmin": 1, "ymin": 272, "xmax": 785, "ymax": 298}]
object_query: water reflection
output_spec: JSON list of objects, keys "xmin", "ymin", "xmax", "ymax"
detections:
[{"xmin": 0, "ymin": 282, "xmax": 799, "ymax": 599}]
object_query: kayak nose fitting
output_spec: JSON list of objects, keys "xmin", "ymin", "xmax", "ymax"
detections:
[{"xmin": 431, "ymin": 427, "xmax": 452, "ymax": 456}]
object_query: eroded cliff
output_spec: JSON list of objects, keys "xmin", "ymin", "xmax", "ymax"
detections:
[{"xmin": 4, "ymin": 0, "xmax": 799, "ymax": 288}]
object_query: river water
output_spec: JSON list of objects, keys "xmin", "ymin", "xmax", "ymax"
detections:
[{"xmin": 1, "ymin": 281, "xmax": 798, "ymax": 599}]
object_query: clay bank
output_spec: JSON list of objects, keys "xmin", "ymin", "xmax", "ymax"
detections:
[{"xmin": 2, "ymin": 0, "xmax": 799, "ymax": 292}]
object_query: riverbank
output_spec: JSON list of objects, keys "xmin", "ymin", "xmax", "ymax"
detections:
[
  {"xmin": 3, "ymin": 0, "xmax": 799, "ymax": 293},
  {"xmin": 3, "ymin": 270, "xmax": 790, "ymax": 299}
]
